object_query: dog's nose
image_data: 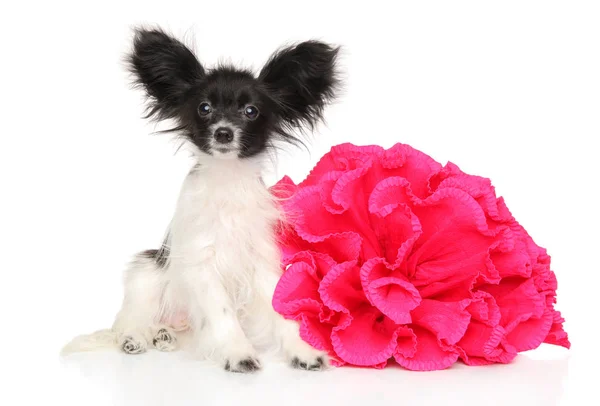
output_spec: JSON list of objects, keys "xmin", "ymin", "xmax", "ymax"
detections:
[{"xmin": 214, "ymin": 127, "xmax": 234, "ymax": 144}]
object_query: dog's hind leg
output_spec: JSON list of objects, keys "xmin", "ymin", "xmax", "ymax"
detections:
[
  {"xmin": 112, "ymin": 250, "xmax": 175, "ymax": 354},
  {"xmin": 61, "ymin": 249, "xmax": 176, "ymax": 355}
]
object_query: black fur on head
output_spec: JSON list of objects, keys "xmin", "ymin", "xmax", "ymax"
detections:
[{"xmin": 128, "ymin": 27, "xmax": 340, "ymax": 159}]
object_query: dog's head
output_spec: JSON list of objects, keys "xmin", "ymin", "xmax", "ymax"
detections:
[{"xmin": 128, "ymin": 28, "xmax": 340, "ymax": 159}]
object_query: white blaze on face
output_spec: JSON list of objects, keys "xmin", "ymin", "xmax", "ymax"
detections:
[{"xmin": 208, "ymin": 119, "xmax": 243, "ymax": 158}]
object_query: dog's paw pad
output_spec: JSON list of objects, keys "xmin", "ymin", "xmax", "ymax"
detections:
[
  {"xmin": 152, "ymin": 329, "xmax": 176, "ymax": 352},
  {"xmin": 291, "ymin": 355, "xmax": 326, "ymax": 371},
  {"xmin": 224, "ymin": 357, "xmax": 261, "ymax": 373},
  {"xmin": 122, "ymin": 337, "xmax": 146, "ymax": 354}
]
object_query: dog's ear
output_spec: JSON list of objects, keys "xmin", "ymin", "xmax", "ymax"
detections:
[
  {"xmin": 128, "ymin": 28, "xmax": 205, "ymax": 121},
  {"xmin": 259, "ymin": 41, "xmax": 340, "ymax": 129}
]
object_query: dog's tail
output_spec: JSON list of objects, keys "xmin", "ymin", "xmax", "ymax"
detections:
[{"xmin": 60, "ymin": 329, "xmax": 119, "ymax": 356}]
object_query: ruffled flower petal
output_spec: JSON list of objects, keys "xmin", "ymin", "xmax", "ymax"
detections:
[
  {"xmin": 429, "ymin": 162, "xmax": 514, "ymax": 223},
  {"xmin": 394, "ymin": 326, "xmax": 460, "ymax": 371},
  {"xmin": 544, "ymin": 310, "xmax": 571, "ymax": 349},
  {"xmin": 505, "ymin": 308, "xmax": 554, "ymax": 351},
  {"xmin": 301, "ymin": 143, "xmax": 383, "ymax": 191},
  {"xmin": 457, "ymin": 323, "xmax": 517, "ymax": 365},
  {"xmin": 396, "ymin": 326, "xmax": 418, "ymax": 358},
  {"xmin": 272, "ymin": 261, "xmax": 321, "ymax": 315},
  {"xmin": 411, "ymin": 299, "xmax": 472, "ymax": 345},
  {"xmin": 368, "ymin": 183, "xmax": 422, "ymax": 264},
  {"xmin": 331, "ymin": 306, "xmax": 400, "ymax": 366},
  {"xmin": 360, "ymin": 258, "xmax": 421, "ymax": 324},
  {"xmin": 481, "ymin": 278, "xmax": 546, "ymax": 331},
  {"xmin": 490, "ymin": 238, "xmax": 533, "ymax": 279},
  {"xmin": 319, "ymin": 261, "xmax": 365, "ymax": 315},
  {"xmin": 381, "ymin": 143, "xmax": 442, "ymax": 198}
]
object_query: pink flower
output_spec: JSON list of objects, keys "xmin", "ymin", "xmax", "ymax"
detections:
[{"xmin": 271, "ymin": 143, "xmax": 569, "ymax": 370}]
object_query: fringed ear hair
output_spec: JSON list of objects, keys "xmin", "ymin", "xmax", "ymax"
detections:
[
  {"xmin": 258, "ymin": 41, "xmax": 340, "ymax": 131},
  {"xmin": 128, "ymin": 27, "xmax": 205, "ymax": 121}
]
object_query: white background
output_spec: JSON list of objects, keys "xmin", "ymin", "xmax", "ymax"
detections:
[{"xmin": 1, "ymin": 1, "xmax": 598, "ymax": 405}]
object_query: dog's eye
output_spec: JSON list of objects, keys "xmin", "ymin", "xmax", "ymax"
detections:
[
  {"xmin": 198, "ymin": 102, "xmax": 212, "ymax": 116},
  {"xmin": 244, "ymin": 105, "xmax": 259, "ymax": 120}
]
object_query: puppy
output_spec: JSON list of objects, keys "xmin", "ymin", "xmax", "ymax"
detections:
[{"xmin": 61, "ymin": 27, "xmax": 339, "ymax": 373}]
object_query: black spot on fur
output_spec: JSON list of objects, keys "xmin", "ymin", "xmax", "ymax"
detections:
[
  {"xmin": 155, "ymin": 240, "xmax": 170, "ymax": 268},
  {"xmin": 140, "ymin": 232, "xmax": 170, "ymax": 268}
]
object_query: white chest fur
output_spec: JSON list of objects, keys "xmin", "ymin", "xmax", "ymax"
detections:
[{"xmin": 167, "ymin": 157, "xmax": 282, "ymax": 308}]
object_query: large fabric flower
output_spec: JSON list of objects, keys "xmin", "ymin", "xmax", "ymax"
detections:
[{"xmin": 270, "ymin": 143, "xmax": 569, "ymax": 370}]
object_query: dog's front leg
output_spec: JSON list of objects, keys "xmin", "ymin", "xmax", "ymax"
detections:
[
  {"xmin": 250, "ymin": 260, "xmax": 329, "ymax": 371},
  {"xmin": 181, "ymin": 263, "xmax": 260, "ymax": 373}
]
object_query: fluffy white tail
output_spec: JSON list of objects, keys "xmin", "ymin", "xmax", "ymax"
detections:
[{"xmin": 60, "ymin": 329, "xmax": 119, "ymax": 356}]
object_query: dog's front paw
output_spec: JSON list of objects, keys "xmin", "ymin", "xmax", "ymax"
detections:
[
  {"xmin": 291, "ymin": 355, "xmax": 327, "ymax": 371},
  {"xmin": 286, "ymin": 339, "xmax": 329, "ymax": 371},
  {"xmin": 224, "ymin": 356, "xmax": 261, "ymax": 373}
]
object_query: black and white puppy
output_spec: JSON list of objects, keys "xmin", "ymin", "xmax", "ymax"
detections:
[{"xmin": 62, "ymin": 28, "xmax": 339, "ymax": 373}]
